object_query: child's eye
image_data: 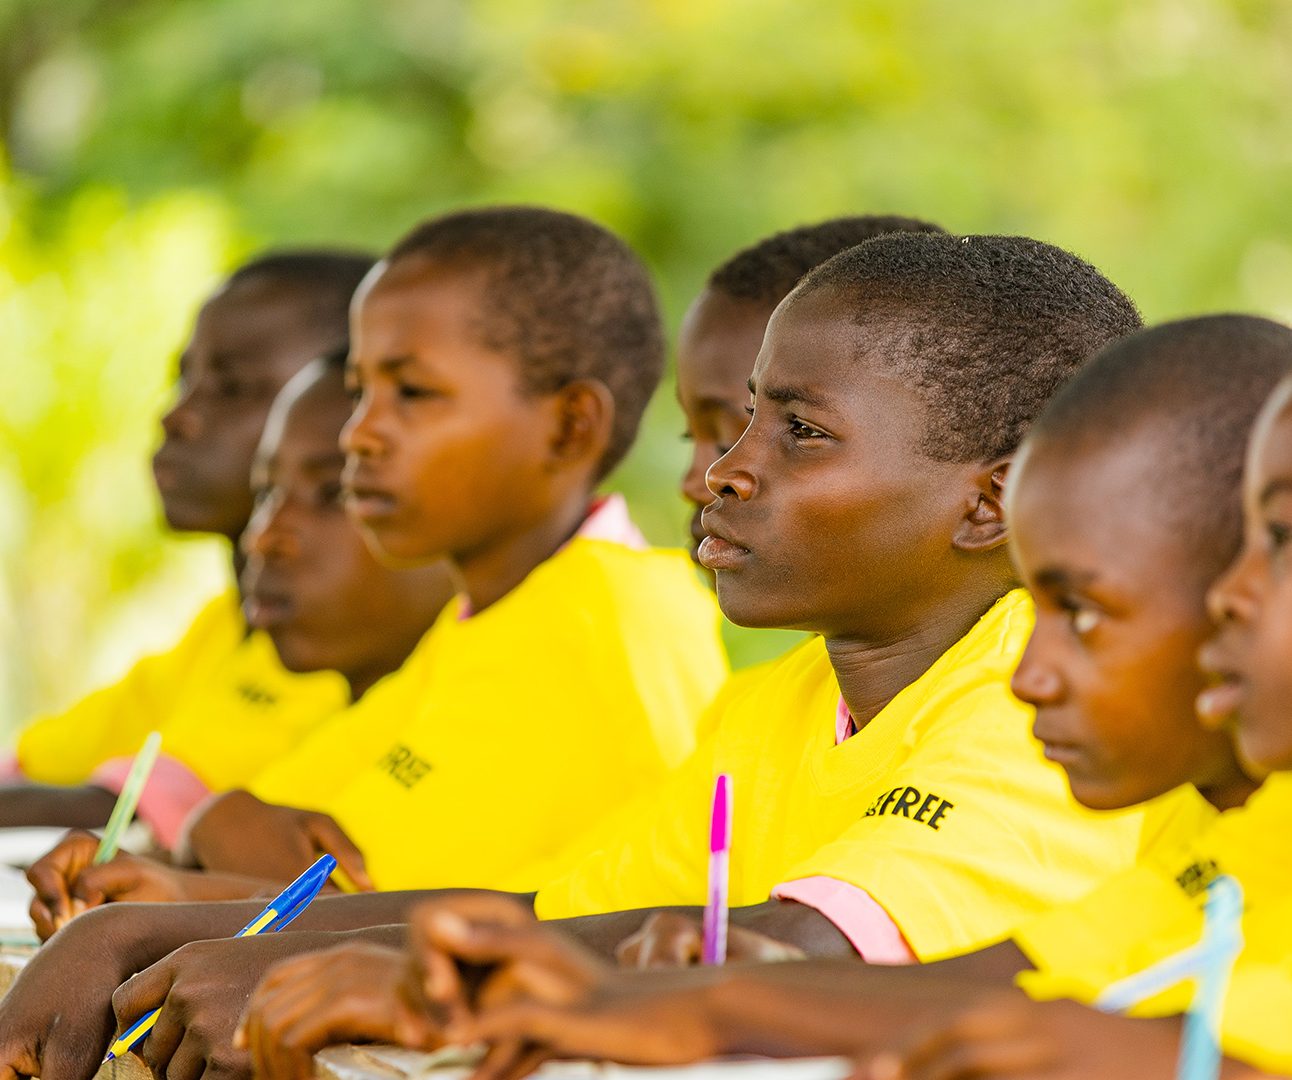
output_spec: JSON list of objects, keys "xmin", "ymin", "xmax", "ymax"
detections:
[
  {"xmin": 317, "ymin": 482, "xmax": 346, "ymax": 508},
  {"xmin": 1060, "ymin": 599, "xmax": 1101, "ymax": 638},
  {"xmin": 744, "ymin": 405, "xmax": 755, "ymax": 417},
  {"xmin": 1265, "ymin": 520, "xmax": 1291, "ymax": 552},
  {"xmin": 398, "ymin": 382, "xmax": 438, "ymax": 400},
  {"xmin": 788, "ymin": 417, "xmax": 825, "ymax": 440}
]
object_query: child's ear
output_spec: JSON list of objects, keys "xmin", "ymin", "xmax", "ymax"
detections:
[
  {"xmin": 952, "ymin": 457, "xmax": 1011, "ymax": 553},
  {"xmin": 548, "ymin": 379, "xmax": 615, "ymax": 471}
]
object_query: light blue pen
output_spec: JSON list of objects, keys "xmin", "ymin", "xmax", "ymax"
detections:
[{"xmin": 103, "ymin": 853, "xmax": 337, "ymax": 1063}]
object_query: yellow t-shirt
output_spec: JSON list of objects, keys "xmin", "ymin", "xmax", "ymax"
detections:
[
  {"xmin": 249, "ymin": 538, "xmax": 728, "ymax": 893},
  {"xmin": 1017, "ymin": 773, "xmax": 1292, "ymax": 1074},
  {"xmin": 16, "ymin": 590, "xmax": 349, "ymax": 793},
  {"xmin": 536, "ymin": 590, "xmax": 1185, "ymax": 962}
]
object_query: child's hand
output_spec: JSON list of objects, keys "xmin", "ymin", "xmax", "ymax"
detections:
[
  {"xmin": 183, "ymin": 789, "xmax": 373, "ymax": 890},
  {"xmin": 27, "ymin": 830, "xmax": 193, "ymax": 940},
  {"xmin": 405, "ymin": 897, "xmax": 753, "ymax": 1079},
  {"xmin": 615, "ymin": 910, "xmax": 805, "ymax": 968},
  {"xmin": 411, "ymin": 894, "xmax": 608, "ymax": 1020},
  {"xmin": 25, "ymin": 828, "xmax": 99, "ymax": 939},
  {"xmin": 110, "ymin": 929, "xmax": 344, "ymax": 1080},
  {"xmin": 236, "ymin": 941, "xmax": 445, "ymax": 1080},
  {"xmin": 0, "ymin": 904, "xmax": 158, "ymax": 1080},
  {"xmin": 859, "ymin": 992, "xmax": 1185, "ymax": 1080}
]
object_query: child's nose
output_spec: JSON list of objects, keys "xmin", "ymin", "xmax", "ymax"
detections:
[
  {"xmin": 1206, "ymin": 551, "xmax": 1259, "ymax": 626},
  {"xmin": 681, "ymin": 447, "xmax": 717, "ymax": 508},
  {"xmin": 243, "ymin": 500, "xmax": 299, "ymax": 562},
  {"xmin": 160, "ymin": 390, "xmax": 201, "ymax": 440},
  {"xmin": 1010, "ymin": 652, "xmax": 1063, "ymax": 706},
  {"xmin": 340, "ymin": 398, "xmax": 385, "ymax": 458},
  {"xmin": 705, "ymin": 439, "xmax": 756, "ymax": 501}
]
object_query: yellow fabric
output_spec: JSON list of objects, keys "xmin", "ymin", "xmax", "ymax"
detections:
[
  {"xmin": 16, "ymin": 591, "xmax": 349, "ymax": 792},
  {"xmin": 249, "ymin": 538, "xmax": 728, "ymax": 893},
  {"xmin": 1017, "ymin": 773, "xmax": 1292, "ymax": 1074},
  {"xmin": 536, "ymin": 590, "xmax": 1165, "ymax": 962}
]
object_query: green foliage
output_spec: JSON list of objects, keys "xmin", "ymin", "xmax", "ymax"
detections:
[{"xmin": 3, "ymin": 0, "xmax": 1292, "ymax": 724}]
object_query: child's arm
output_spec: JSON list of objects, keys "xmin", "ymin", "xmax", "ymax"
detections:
[
  {"xmin": 0, "ymin": 783, "xmax": 118, "ymax": 828},
  {"xmin": 862, "ymin": 992, "xmax": 1267, "ymax": 1080},
  {"xmin": 611, "ymin": 901, "xmax": 1032, "ymax": 978}
]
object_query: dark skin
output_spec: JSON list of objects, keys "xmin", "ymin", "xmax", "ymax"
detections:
[
  {"xmin": 1200, "ymin": 381, "xmax": 1292, "ymax": 776},
  {"xmin": 0, "ymin": 275, "xmax": 336, "ymax": 832},
  {"xmin": 1006, "ymin": 432, "xmax": 1255, "ymax": 813},
  {"xmin": 676, "ymin": 288, "xmax": 770, "ymax": 565}
]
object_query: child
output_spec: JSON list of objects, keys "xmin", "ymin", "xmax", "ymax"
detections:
[
  {"xmin": 0, "ymin": 251, "xmax": 373, "ymax": 846},
  {"xmin": 25, "ymin": 351, "xmax": 458, "ymax": 934},
  {"xmin": 679, "ymin": 215, "xmax": 944, "ymax": 565},
  {"xmin": 267, "ymin": 315, "xmax": 1291, "ymax": 1080},
  {"xmin": 531, "ymin": 232, "xmax": 1157, "ymax": 965}
]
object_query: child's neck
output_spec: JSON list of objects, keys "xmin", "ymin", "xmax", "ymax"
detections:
[
  {"xmin": 1197, "ymin": 773, "xmax": 1260, "ymax": 812},
  {"xmin": 825, "ymin": 587, "xmax": 1008, "ymax": 731},
  {"xmin": 455, "ymin": 493, "xmax": 593, "ymax": 615}
]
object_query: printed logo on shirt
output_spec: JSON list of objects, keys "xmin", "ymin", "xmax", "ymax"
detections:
[
  {"xmin": 1175, "ymin": 858, "xmax": 1219, "ymax": 898},
  {"xmin": 236, "ymin": 683, "xmax": 278, "ymax": 707},
  {"xmin": 378, "ymin": 744, "xmax": 433, "ymax": 789},
  {"xmin": 864, "ymin": 785, "xmax": 954, "ymax": 830}
]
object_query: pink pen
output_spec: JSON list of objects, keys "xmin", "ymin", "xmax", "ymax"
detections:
[{"xmin": 701, "ymin": 772, "xmax": 733, "ymax": 965}]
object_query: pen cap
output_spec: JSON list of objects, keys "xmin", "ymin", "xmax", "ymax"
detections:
[{"xmin": 709, "ymin": 773, "xmax": 732, "ymax": 854}]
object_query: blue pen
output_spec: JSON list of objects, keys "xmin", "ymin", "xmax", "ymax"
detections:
[{"xmin": 103, "ymin": 854, "xmax": 337, "ymax": 1063}]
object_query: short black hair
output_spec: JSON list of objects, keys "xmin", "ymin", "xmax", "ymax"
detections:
[
  {"xmin": 1028, "ymin": 315, "xmax": 1292, "ymax": 572},
  {"xmin": 795, "ymin": 233, "xmax": 1143, "ymax": 462},
  {"xmin": 708, "ymin": 215, "xmax": 946, "ymax": 306},
  {"xmin": 226, "ymin": 250, "xmax": 375, "ymax": 347},
  {"xmin": 387, "ymin": 207, "xmax": 664, "ymax": 479}
]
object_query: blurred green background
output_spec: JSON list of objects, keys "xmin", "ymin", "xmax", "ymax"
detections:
[{"xmin": 4, "ymin": 0, "xmax": 1292, "ymax": 734}]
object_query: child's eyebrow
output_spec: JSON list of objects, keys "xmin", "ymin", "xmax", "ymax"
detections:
[
  {"xmin": 756, "ymin": 379, "xmax": 833, "ymax": 410},
  {"xmin": 1033, "ymin": 566, "xmax": 1098, "ymax": 592},
  {"xmin": 301, "ymin": 452, "xmax": 347, "ymax": 475},
  {"xmin": 1258, "ymin": 478, "xmax": 1292, "ymax": 507}
]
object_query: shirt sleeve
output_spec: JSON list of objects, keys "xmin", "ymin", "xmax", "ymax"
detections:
[
  {"xmin": 772, "ymin": 876, "xmax": 916, "ymax": 963},
  {"xmin": 775, "ymin": 680, "xmax": 1143, "ymax": 962},
  {"xmin": 89, "ymin": 753, "xmax": 211, "ymax": 850}
]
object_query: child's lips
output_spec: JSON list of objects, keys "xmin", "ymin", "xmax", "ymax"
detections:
[
  {"xmin": 1196, "ymin": 676, "xmax": 1244, "ymax": 725},
  {"xmin": 244, "ymin": 592, "xmax": 295, "ymax": 630},
  {"xmin": 344, "ymin": 485, "xmax": 398, "ymax": 520},
  {"xmin": 697, "ymin": 534, "xmax": 750, "ymax": 571}
]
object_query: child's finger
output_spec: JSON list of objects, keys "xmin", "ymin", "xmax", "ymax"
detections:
[
  {"xmin": 469, "ymin": 1039, "xmax": 550, "ymax": 1080},
  {"xmin": 303, "ymin": 814, "xmax": 373, "ymax": 891},
  {"xmin": 27, "ymin": 897, "xmax": 56, "ymax": 942}
]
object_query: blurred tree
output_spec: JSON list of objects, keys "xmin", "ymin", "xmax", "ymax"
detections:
[{"xmin": 3, "ymin": 0, "xmax": 1292, "ymax": 726}]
